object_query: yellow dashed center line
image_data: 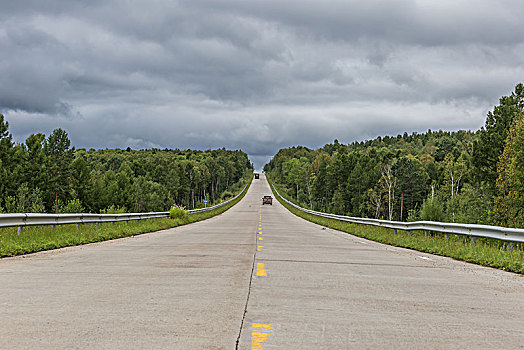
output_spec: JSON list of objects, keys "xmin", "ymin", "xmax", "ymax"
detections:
[
  {"xmin": 256, "ymin": 262, "xmax": 267, "ymax": 276},
  {"xmin": 252, "ymin": 323, "xmax": 272, "ymax": 349},
  {"xmin": 257, "ymin": 218, "xmax": 263, "ymax": 250}
]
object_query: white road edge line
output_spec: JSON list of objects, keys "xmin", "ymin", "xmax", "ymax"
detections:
[{"xmin": 418, "ymin": 256, "xmax": 432, "ymax": 261}]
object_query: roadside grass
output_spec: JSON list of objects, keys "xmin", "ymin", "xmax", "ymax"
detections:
[
  {"xmin": 0, "ymin": 177, "xmax": 252, "ymax": 258},
  {"xmin": 269, "ymin": 181, "xmax": 524, "ymax": 275}
]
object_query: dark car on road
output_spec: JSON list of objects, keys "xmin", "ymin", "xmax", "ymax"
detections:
[{"xmin": 262, "ymin": 195, "xmax": 273, "ymax": 205}]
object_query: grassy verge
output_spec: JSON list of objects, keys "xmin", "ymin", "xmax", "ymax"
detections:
[
  {"xmin": 269, "ymin": 180, "xmax": 524, "ymax": 275},
  {"xmin": 0, "ymin": 176, "xmax": 252, "ymax": 258}
]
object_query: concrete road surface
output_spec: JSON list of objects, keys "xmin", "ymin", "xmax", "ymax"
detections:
[{"xmin": 2, "ymin": 174, "xmax": 524, "ymax": 349}]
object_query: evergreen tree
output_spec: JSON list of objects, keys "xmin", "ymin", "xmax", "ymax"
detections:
[
  {"xmin": 44, "ymin": 129, "xmax": 74, "ymax": 212},
  {"xmin": 0, "ymin": 114, "xmax": 14, "ymax": 207}
]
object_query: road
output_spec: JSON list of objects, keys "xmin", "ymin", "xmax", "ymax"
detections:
[{"xmin": 1, "ymin": 174, "xmax": 524, "ymax": 349}]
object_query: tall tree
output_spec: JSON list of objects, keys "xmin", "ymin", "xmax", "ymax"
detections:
[
  {"xmin": 71, "ymin": 156, "xmax": 91, "ymax": 208},
  {"xmin": 443, "ymin": 153, "xmax": 467, "ymax": 199},
  {"xmin": 44, "ymin": 129, "xmax": 74, "ymax": 212},
  {"xmin": 495, "ymin": 112, "xmax": 524, "ymax": 227},
  {"xmin": 0, "ymin": 114, "xmax": 14, "ymax": 208},
  {"xmin": 473, "ymin": 83, "xmax": 524, "ymax": 193},
  {"xmin": 24, "ymin": 133, "xmax": 47, "ymax": 191},
  {"xmin": 393, "ymin": 156, "xmax": 429, "ymax": 221},
  {"xmin": 380, "ymin": 162, "xmax": 396, "ymax": 221}
]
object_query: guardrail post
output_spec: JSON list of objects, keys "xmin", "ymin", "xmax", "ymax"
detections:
[
  {"xmin": 424, "ymin": 230, "xmax": 429, "ymax": 238},
  {"xmin": 508, "ymin": 242, "xmax": 514, "ymax": 251},
  {"xmin": 51, "ymin": 224, "xmax": 56, "ymax": 230},
  {"xmin": 408, "ymin": 231, "xmax": 413, "ymax": 236},
  {"xmin": 446, "ymin": 233, "xmax": 450, "ymax": 240},
  {"xmin": 17, "ymin": 226, "xmax": 23, "ymax": 234},
  {"xmin": 471, "ymin": 236, "xmax": 476, "ymax": 246},
  {"xmin": 394, "ymin": 229, "xmax": 397, "ymax": 235},
  {"xmin": 76, "ymin": 223, "xmax": 79, "ymax": 229}
]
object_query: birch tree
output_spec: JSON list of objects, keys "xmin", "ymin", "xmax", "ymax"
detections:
[{"xmin": 380, "ymin": 162, "xmax": 396, "ymax": 221}]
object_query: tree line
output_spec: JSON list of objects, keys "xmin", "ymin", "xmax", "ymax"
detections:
[
  {"xmin": 264, "ymin": 83, "xmax": 524, "ymax": 228},
  {"xmin": 0, "ymin": 116, "xmax": 253, "ymax": 214}
]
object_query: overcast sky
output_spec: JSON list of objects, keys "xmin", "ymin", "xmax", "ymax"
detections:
[{"xmin": 1, "ymin": 0, "xmax": 523, "ymax": 169}]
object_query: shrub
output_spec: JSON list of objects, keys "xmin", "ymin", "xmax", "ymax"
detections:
[
  {"xmin": 170, "ymin": 204, "xmax": 188, "ymax": 221},
  {"xmin": 100, "ymin": 205, "xmax": 128, "ymax": 214},
  {"xmin": 407, "ymin": 208, "xmax": 419, "ymax": 222},
  {"xmin": 61, "ymin": 199, "xmax": 85, "ymax": 213},
  {"xmin": 419, "ymin": 196, "xmax": 446, "ymax": 221},
  {"xmin": 4, "ymin": 196, "xmax": 16, "ymax": 213}
]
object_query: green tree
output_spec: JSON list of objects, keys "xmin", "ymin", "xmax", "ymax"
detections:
[
  {"xmin": 452, "ymin": 184, "xmax": 490, "ymax": 224},
  {"xmin": 14, "ymin": 183, "xmax": 31, "ymax": 212},
  {"xmin": 44, "ymin": 129, "xmax": 74, "ymax": 212},
  {"xmin": 473, "ymin": 83, "xmax": 524, "ymax": 193},
  {"xmin": 379, "ymin": 162, "xmax": 396, "ymax": 221},
  {"xmin": 71, "ymin": 156, "xmax": 91, "ymax": 209},
  {"xmin": 29, "ymin": 188, "xmax": 46, "ymax": 213},
  {"xmin": 419, "ymin": 196, "xmax": 446, "ymax": 222},
  {"xmin": 495, "ymin": 112, "xmax": 524, "ymax": 227},
  {"xmin": 284, "ymin": 158, "xmax": 303, "ymax": 201},
  {"xmin": 24, "ymin": 133, "xmax": 47, "ymax": 191},
  {"xmin": 61, "ymin": 198, "xmax": 85, "ymax": 213},
  {"xmin": 393, "ymin": 156, "xmax": 429, "ymax": 221},
  {"xmin": 0, "ymin": 114, "xmax": 14, "ymax": 207},
  {"xmin": 443, "ymin": 153, "xmax": 467, "ymax": 199}
]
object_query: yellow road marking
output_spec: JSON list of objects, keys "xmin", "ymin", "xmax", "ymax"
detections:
[
  {"xmin": 258, "ymin": 237, "xmax": 263, "ymax": 241},
  {"xmin": 258, "ymin": 227, "xmax": 262, "ymax": 231},
  {"xmin": 252, "ymin": 323, "xmax": 272, "ymax": 330},
  {"xmin": 252, "ymin": 323, "xmax": 272, "ymax": 349},
  {"xmin": 257, "ymin": 245, "xmax": 263, "ymax": 251},
  {"xmin": 256, "ymin": 263, "xmax": 267, "ymax": 276},
  {"xmin": 258, "ymin": 231, "xmax": 262, "ymax": 234}
]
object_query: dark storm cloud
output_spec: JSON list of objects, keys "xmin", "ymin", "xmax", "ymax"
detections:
[{"xmin": 1, "ymin": 0, "xmax": 524, "ymax": 169}]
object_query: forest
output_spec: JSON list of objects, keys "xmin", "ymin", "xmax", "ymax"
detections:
[
  {"xmin": 264, "ymin": 83, "xmax": 524, "ymax": 228},
  {"xmin": 0, "ymin": 116, "xmax": 253, "ymax": 214}
]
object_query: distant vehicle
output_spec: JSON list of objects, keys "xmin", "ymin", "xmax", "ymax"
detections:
[
  {"xmin": 254, "ymin": 173, "xmax": 260, "ymax": 179},
  {"xmin": 262, "ymin": 195, "xmax": 273, "ymax": 205}
]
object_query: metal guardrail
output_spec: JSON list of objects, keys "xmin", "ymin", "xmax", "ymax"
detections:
[
  {"xmin": 0, "ymin": 182, "xmax": 250, "ymax": 233},
  {"xmin": 271, "ymin": 184, "xmax": 524, "ymax": 243}
]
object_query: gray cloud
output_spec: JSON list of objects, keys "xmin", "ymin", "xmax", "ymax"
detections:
[{"xmin": 1, "ymin": 0, "xmax": 524, "ymax": 169}]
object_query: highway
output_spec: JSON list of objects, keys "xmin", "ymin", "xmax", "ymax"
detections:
[{"xmin": 1, "ymin": 174, "xmax": 524, "ymax": 349}]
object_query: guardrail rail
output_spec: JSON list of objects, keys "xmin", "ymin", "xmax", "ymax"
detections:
[
  {"xmin": 271, "ymin": 184, "xmax": 524, "ymax": 244},
  {"xmin": 0, "ymin": 182, "xmax": 250, "ymax": 234}
]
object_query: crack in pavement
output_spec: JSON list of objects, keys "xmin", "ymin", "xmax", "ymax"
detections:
[
  {"xmin": 262, "ymin": 258, "xmax": 443, "ymax": 269},
  {"xmin": 235, "ymin": 215, "xmax": 260, "ymax": 349}
]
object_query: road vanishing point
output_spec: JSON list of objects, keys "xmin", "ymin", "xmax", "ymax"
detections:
[{"xmin": 1, "ymin": 174, "xmax": 524, "ymax": 349}]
